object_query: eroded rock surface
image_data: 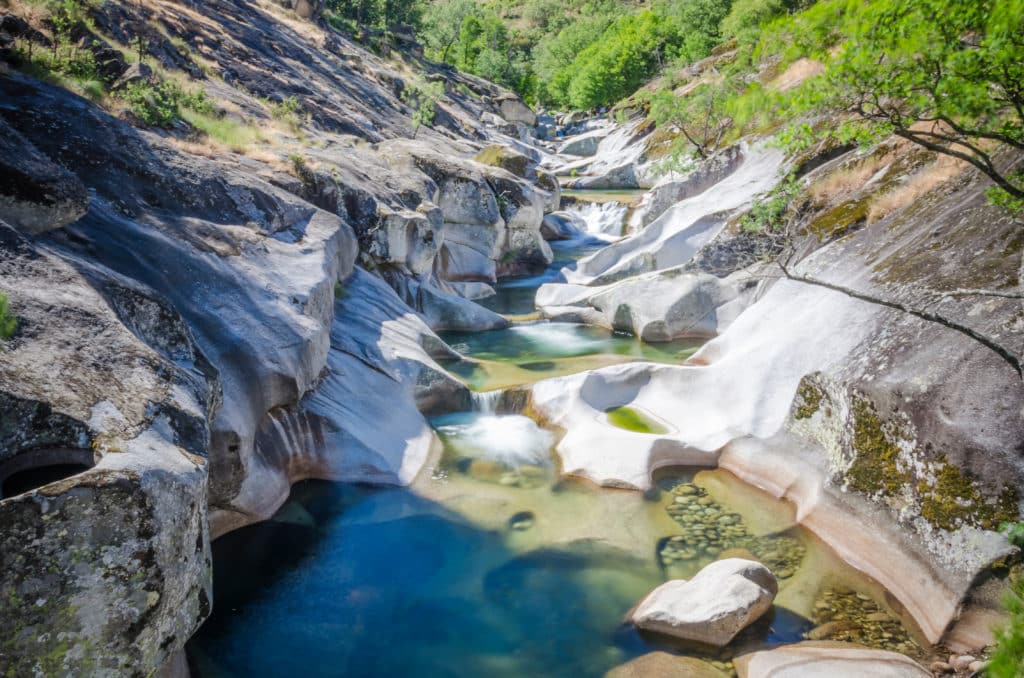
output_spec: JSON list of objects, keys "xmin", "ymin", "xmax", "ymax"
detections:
[{"xmin": 0, "ymin": 0, "xmax": 553, "ymax": 670}]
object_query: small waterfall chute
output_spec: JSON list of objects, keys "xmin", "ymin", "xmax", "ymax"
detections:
[
  {"xmin": 565, "ymin": 201, "xmax": 628, "ymax": 240},
  {"xmin": 432, "ymin": 410, "xmax": 554, "ymax": 468},
  {"xmin": 471, "ymin": 389, "xmax": 502, "ymax": 413}
]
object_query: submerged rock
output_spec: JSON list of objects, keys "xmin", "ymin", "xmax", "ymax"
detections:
[
  {"xmin": 630, "ymin": 558, "xmax": 778, "ymax": 647},
  {"xmin": 733, "ymin": 641, "xmax": 931, "ymax": 678},
  {"xmin": 604, "ymin": 652, "xmax": 729, "ymax": 678}
]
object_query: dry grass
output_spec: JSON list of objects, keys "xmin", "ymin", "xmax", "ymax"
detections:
[
  {"xmin": 809, "ymin": 148, "xmax": 901, "ymax": 202},
  {"xmin": 768, "ymin": 58, "xmax": 824, "ymax": 93},
  {"xmin": 867, "ymin": 154, "xmax": 967, "ymax": 223}
]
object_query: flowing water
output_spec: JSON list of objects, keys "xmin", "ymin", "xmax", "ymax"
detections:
[{"xmin": 187, "ymin": 140, "xmax": 929, "ymax": 676}]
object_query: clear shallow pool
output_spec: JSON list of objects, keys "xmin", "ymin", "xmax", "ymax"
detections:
[
  {"xmin": 480, "ymin": 239, "xmax": 605, "ymax": 317},
  {"xmin": 439, "ymin": 322, "xmax": 702, "ymax": 391},
  {"xmin": 187, "ymin": 413, "xmax": 928, "ymax": 677}
]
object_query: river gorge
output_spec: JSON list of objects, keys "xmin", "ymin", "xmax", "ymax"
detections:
[{"xmin": 0, "ymin": 1, "xmax": 1021, "ymax": 676}]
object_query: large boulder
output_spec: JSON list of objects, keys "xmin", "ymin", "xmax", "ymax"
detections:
[
  {"xmin": 733, "ymin": 641, "xmax": 931, "ymax": 678},
  {"xmin": 629, "ymin": 145, "xmax": 744, "ymax": 231},
  {"xmin": 558, "ymin": 127, "xmax": 609, "ymax": 157},
  {"xmin": 364, "ymin": 204, "xmax": 442, "ymax": 276},
  {"xmin": 482, "ymin": 167, "xmax": 552, "ymax": 277},
  {"xmin": 630, "ymin": 559, "xmax": 778, "ymax": 647},
  {"xmin": 476, "ymin": 143, "xmax": 561, "ymax": 213},
  {"xmin": 494, "ymin": 93, "xmax": 536, "ymax": 127},
  {"xmin": 235, "ymin": 269, "xmax": 472, "ymax": 531},
  {"xmin": 538, "ymin": 266, "xmax": 759, "ymax": 341},
  {"xmin": 0, "ymin": 222, "xmax": 214, "ymax": 676},
  {"xmin": 541, "ymin": 211, "xmax": 587, "ymax": 241},
  {"xmin": 0, "ymin": 119, "xmax": 88, "ymax": 234}
]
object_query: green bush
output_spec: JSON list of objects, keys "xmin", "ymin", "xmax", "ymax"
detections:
[
  {"xmin": 990, "ymin": 573, "xmax": 1024, "ymax": 678},
  {"xmin": 0, "ymin": 292, "xmax": 18, "ymax": 341},
  {"xmin": 122, "ymin": 79, "xmax": 212, "ymax": 127},
  {"xmin": 400, "ymin": 80, "xmax": 445, "ymax": 136},
  {"xmin": 740, "ymin": 176, "xmax": 800, "ymax": 233}
]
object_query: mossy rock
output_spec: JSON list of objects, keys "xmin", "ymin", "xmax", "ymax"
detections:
[
  {"xmin": 475, "ymin": 145, "xmax": 532, "ymax": 179},
  {"xmin": 793, "ymin": 374, "xmax": 827, "ymax": 420},
  {"xmin": 844, "ymin": 394, "xmax": 1020, "ymax": 531},
  {"xmin": 805, "ymin": 198, "xmax": 869, "ymax": 242}
]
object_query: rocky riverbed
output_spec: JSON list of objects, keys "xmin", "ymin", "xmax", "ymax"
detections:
[{"xmin": 0, "ymin": 0, "xmax": 1021, "ymax": 675}]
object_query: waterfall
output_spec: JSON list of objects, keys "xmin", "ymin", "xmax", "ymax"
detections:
[
  {"xmin": 471, "ymin": 389, "xmax": 502, "ymax": 413},
  {"xmin": 565, "ymin": 201, "xmax": 628, "ymax": 239}
]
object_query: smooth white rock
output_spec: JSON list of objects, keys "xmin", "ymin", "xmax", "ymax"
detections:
[{"xmin": 631, "ymin": 559, "xmax": 778, "ymax": 647}]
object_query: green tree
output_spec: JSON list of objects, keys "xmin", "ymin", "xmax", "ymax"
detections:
[
  {"xmin": 420, "ymin": 0, "xmax": 478, "ymax": 62},
  {"xmin": 656, "ymin": 0, "xmax": 734, "ymax": 63},
  {"xmin": 804, "ymin": 0, "xmax": 1024, "ymax": 204},
  {"xmin": 649, "ymin": 80, "xmax": 736, "ymax": 158},
  {"xmin": 561, "ymin": 11, "xmax": 677, "ymax": 110},
  {"xmin": 326, "ymin": 0, "xmax": 422, "ymax": 31},
  {"xmin": 720, "ymin": 0, "xmax": 785, "ymax": 43}
]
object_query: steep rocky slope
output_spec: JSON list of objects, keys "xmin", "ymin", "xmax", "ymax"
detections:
[{"xmin": 0, "ymin": 0, "xmax": 552, "ymax": 673}]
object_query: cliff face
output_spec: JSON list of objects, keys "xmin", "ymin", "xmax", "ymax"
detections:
[{"xmin": 0, "ymin": 0, "xmax": 552, "ymax": 673}]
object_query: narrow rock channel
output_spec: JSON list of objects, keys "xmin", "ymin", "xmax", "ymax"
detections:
[{"xmin": 185, "ymin": 147, "xmax": 942, "ymax": 677}]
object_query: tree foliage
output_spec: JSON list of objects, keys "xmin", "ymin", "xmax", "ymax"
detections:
[
  {"xmin": 803, "ymin": 0, "xmax": 1024, "ymax": 201},
  {"xmin": 649, "ymin": 80, "xmax": 736, "ymax": 158},
  {"xmin": 565, "ymin": 11, "xmax": 677, "ymax": 110},
  {"xmin": 326, "ymin": 0, "xmax": 423, "ymax": 31}
]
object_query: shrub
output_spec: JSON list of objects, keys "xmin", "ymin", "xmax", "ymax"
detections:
[
  {"xmin": 990, "ymin": 573, "xmax": 1024, "ymax": 678},
  {"xmin": 0, "ymin": 292, "xmax": 18, "ymax": 341},
  {"xmin": 740, "ymin": 176, "xmax": 800, "ymax": 233},
  {"xmin": 400, "ymin": 80, "xmax": 444, "ymax": 137},
  {"xmin": 122, "ymin": 79, "xmax": 212, "ymax": 127}
]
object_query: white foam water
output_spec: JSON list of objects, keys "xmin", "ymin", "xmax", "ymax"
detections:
[
  {"xmin": 433, "ymin": 412, "xmax": 555, "ymax": 468},
  {"xmin": 564, "ymin": 202, "xmax": 628, "ymax": 240}
]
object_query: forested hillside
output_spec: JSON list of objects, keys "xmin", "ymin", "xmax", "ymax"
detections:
[
  {"xmin": 324, "ymin": 0, "xmax": 1024, "ymax": 209},
  {"xmin": 327, "ymin": 0, "xmax": 812, "ymax": 108}
]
